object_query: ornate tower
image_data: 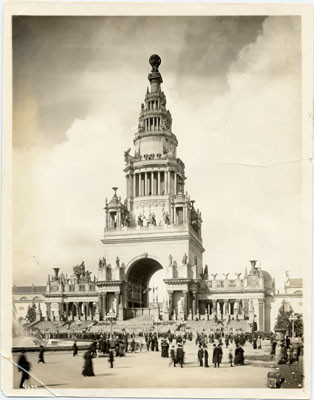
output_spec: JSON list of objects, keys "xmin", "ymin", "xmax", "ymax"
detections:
[{"xmin": 98, "ymin": 55, "xmax": 205, "ymax": 321}]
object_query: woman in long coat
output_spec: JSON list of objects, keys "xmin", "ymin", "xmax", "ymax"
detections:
[
  {"xmin": 234, "ymin": 345, "xmax": 245, "ymax": 365},
  {"xmin": 82, "ymin": 348, "xmax": 95, "ymax": 376}
]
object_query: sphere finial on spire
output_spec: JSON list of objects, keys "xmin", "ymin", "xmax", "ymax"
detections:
[{"xmin": 149, "ymin": 54, "xmax": 161, "ymax": 72}]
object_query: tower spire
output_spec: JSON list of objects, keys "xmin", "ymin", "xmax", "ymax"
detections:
[{"xmin": 148, "ymin": 54, "xmax": 163, "ymax": 92}]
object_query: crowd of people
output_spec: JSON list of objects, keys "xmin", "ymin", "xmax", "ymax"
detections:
[
  {"xmin": 270, "ymin": 335, "xmax": 303, "ymax": 364},
  {"xmin": 16, "ymin": 326, "xmax": 304, "ymax": 388}
]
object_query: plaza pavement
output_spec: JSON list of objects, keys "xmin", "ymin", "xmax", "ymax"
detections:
[{"xmin": 13, "ymin": 340, "xmax": 274, "ymax": 389}]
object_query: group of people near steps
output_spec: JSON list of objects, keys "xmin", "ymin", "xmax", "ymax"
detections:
[{"xmin": 197, "ymin": 343, "xmax": 245, "ymax": 368}]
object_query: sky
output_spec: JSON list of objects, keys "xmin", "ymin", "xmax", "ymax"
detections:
[{"xmin": 12, "ymin": 15, "xmax": 306, "ymax": 293}]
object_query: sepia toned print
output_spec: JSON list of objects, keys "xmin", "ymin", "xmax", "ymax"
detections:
[{"xmin": 1, "ymin": 3, "xmax": 313, "ymax": 399}]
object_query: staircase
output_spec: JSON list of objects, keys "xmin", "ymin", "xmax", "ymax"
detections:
[{"xmin": 226, "ymin": 319, "xmax": 251, "ymax": 332}]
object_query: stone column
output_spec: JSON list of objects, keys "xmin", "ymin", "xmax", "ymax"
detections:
[
  {"xmin": 168, "ymin": 291, "xmax": 173, "ymax": 319},
  {"xmin": 97, "ymin": 294, "xmax": 102, "ymax": 320},
  {"xmin": 45, "ymin": 302, "xmax": 50, "ymax": 321},
  {"xmin": 130, "ymin": 173, "xmax": 134, "ymax": 198},
  {"xmin": 258, "ymin": 299, "xmax": 265, "ymax": 331},
  {"xmin": 151, "ymin": 171, "xmax": 154, "ymax": 195},
  {"xmin": 126, "ymin": 175, "xmax": 129, "ymax": 198},
  {"xmin": 65, "ymin": 303, "xmax": 69, "ymax": 321},
  {"xmin": 192, "ymin": 291, "xmax": 197, "ymax": 319},
  {"xmin": 115, "ymin": 293, "xmax": 120, "ymax": 318},
  {"xmin": 165, "ymin": 171, "xmax": 168, "ymax": 195},
  {"xmin": 82, "ymin": 302, "xmax": 86, "ymax": 321},
  {"xmin": 183, "ymin": 291, "xmax": 188, "ymax": 320},
  {"xmin": 102, "ymin": 293, "xmax": 107, "ymax": 317},
  {"xmin": 167, "ymin": 171, "xmax": 171, "ymax": 195},
  {"xmin": 144, "ymin": 173, "xmax": 148, "ymax": 196},
  {"xmin": 174, "ymin": 173, "xmax": 177, "ymax": 195},
  {"xmin": 157, "ymin": 172, "xmax": 161, "ymax": 195},
  {"xmin": 138, "ymin": 174, "xmax": 141, "ymax": 197}
]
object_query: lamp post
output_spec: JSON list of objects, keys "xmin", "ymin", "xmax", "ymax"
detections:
[
  {"xmin": 106, "ymin": 311, "xmax": 116, "ymax": 339},
  {"xmin": 289, "ymin": 313, "xmax": 298, "ymax": 338}
]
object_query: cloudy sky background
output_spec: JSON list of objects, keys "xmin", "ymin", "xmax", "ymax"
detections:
[{"xmin": 13, "ymin": 16, "xmax": 305, "ymax": 293}]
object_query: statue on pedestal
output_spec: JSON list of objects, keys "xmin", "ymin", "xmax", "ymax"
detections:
[
  {"xmin": 168, "ymin": 254, "xmax": 173, "ymax": 266},
  {"xmin": 178, "ymin": 298, "xmax": 184, "ymax": 314},
  {"xmin": 182, "ymin": 253, "xmax": 188, "ymax": 265},
  {"xmin": 112, "ymin": 298, "xmax": 117, "ymax": 314}
]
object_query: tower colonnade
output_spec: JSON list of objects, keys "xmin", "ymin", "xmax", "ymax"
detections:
[{"xmin": 126, "ymin": 170, "xmax": 181, "ymax": 198}]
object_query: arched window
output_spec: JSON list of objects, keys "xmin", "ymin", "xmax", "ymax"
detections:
[
  {"xmin": 293, "ymin": 290, "xmax": 303, "ymax": 296},
  {"xmin": 20, "ymin": 297, "xmax": 27, "ymax": 301},
  {"xmin": 33, "ymin": 296, "xmax": 41, "ymax": 301}
]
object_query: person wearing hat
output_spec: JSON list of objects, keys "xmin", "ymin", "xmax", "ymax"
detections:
[
  {"xmin": 82, "ymin": 346, "xmax": 95, "ymax": 376},
  {"xmin": 198, "ymin": 345, "xmax": 204, "ymax": 367},
  {"xmin": 38, "ymin": 345, "xmax": 45, "ymax": 364},
  {"xmin": 212, "ymin": 343, "xmax": 220, "ymax": 368},
  {"xmin": 176, "ymin": 343, "xmax": 184, "ymax": 368},
  {"xmin": 204, "ymin": 345, "xmax": 209, "ymax": 368},
  {"xmin": 169, "ymin": 345, "xmax": 177, "ymax": 367},
  {"xmin": 17, "ymin": 349, "xmax": 31, "ymax": 388}
]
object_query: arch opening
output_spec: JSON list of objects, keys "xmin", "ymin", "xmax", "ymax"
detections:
[{"xmin": 127, "ymin": 258, "xmax": 164, "ymax": 308}]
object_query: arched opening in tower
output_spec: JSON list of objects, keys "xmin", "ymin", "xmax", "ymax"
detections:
[{"xmin": 127, "ymin": 258, "xmax": 165, "ymax": 308}]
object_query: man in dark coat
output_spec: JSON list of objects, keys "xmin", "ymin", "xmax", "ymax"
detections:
[
  {"xmin": 218, "ymin": 344, "xmax": 223, "ymax": 365},
  {"xmin": 204, "ymin": 346, "xmax": 209, "ymax": 367},
  {"xmin": 108, "ymin": 350, "xmax": 114, "ymax": 368},
  {"xmin": 198, "ymin": 345, "xmax": 204, "ymax": 367},
  {"xmin": 176, "ymin": 344, "xmax": 184, "ymax": 368},
  {"xmin": 73, "ymin": 341, "xmax": 78, "ymax": 357},
  {"xmin": 82, "ymin": 348, "xmax": 95, "ymax": 376},
  {"xmin": 212, "ymin": 344, "xmax": 220, "ymax": 368},
  {"xmin": 17, "ymin": 350, "xmax": 31, "ymax": 388},
  {"xmin": 38, "ymin": 345, "xmax": 45, "ymax": 364}
]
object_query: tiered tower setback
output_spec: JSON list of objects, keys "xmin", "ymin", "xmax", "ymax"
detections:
[{"xmin": 99, "ymin": 55, "xmax": 205, "ymax": 321}]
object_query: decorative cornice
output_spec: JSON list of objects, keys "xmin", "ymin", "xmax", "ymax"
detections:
[{"xmin": 96, "ymin": 280, "xmax": 125, "ymax": 287}]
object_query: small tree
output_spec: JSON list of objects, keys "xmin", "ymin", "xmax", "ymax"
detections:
[{"xmin": 25, "ymin": 303, "xmax": 37, "ymax": 323}]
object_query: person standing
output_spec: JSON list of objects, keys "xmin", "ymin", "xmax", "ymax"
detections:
[
  {"xmin": 252, "ymin": 334, "xmax": 257, "ymax": 350},
  {"xmin": 38, "ymin": 345, "xmax": 45, "ymax": 364},
  {"xmin": 257, "ymin": 334, "xmax": 262, "ymax": 349},
  {"xmin": 170, "ymin": 345, "xmax": 177, "ymax": 367},
  {"xmin": 228, "ymin": 348, "xmax": 233, "ymax": 367},
  {"xmin": 17, "ymin": 349, "xmax": 31, "ymax": 388},
  {"xmin": 212, "ymin": 344, "xmax": 220, "ymax": 368},
  {"xmin": 82, "ymin": 348, "xmax": 95, "ymax": 376},
  {"xmin": 270, "ymin": 339, "xmax": 277, "ymax": 360},
  {"xmin": 234, "ymin": 345, "xmax": 245, "ymax": 365},
  {"xmin": 218, "ymin": 344, "xmax": 223, "ymax": 365},
  {"xmin": 198, "ymin": 345, "xmax": 204, "ymax": 367},
  {"xmin": 204, "ymin": 345, "xmax": 209, "ymax": 368},
  {"xmin": 130, "ymin": 338, "xmax": 136, "ymax": 353},
  {"xmin": 176, "ymin": 343, "xmax": 184, "ymax": 368},
  {"xmin": 108, "ymin": 350, "xmax": 114, "ymax": 368},
  {"xmin": 73, "ymin": 341, "xmax": 78, "ymax": 357}
]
